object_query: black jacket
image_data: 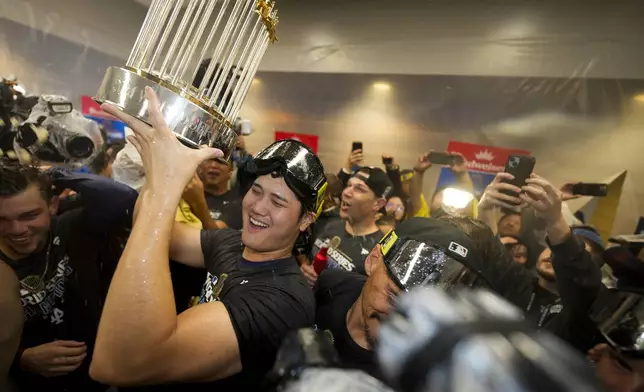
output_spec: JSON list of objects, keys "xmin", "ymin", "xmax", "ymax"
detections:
[{"xmin": 482, "ymin": 233, "xmax": 602, "ymax": 352}]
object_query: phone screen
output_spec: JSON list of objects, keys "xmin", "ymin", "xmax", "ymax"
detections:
[
  {"xmin": 352, "ymin": 142, "xmax": 363, "ymax": 152},
  {"xmin": 382, "ymin": 157, "xmax": 393, "ymax": 165}
]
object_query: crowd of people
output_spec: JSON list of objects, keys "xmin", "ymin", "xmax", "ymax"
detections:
[{"xmin": 1, "ymin": 86, "xmax": 644, "ymax": 392}]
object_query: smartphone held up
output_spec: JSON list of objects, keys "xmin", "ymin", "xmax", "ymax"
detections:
[
  {"xmin": 428, "ymin": 151, "xmax": 461, "ymax": 166},
  {"xmin": 572, "ymin": 183, "xmax": 608, "ymax": 197},
  {"xmin": 500, "ymin": 155, "xmax": 536, "ymax": 204}
]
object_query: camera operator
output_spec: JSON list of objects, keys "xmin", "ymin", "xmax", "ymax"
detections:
[
  {"xmin": 476, "ymin": 172, "xmax": 602, "ymax": 351},
  {"xmin": 314, "ymin": 217, "xmax": 489, "ymax": 382},
  {"xmin": 0, "ymin": 161, "xmax": 137, "ymax": 392},
  {"xmin": 301, "ymin": 167, "xmax": 392, "ymax": 285},
  {"xmin": 90, "ymin": 88, "xmax": 325, "ymax": 391}
]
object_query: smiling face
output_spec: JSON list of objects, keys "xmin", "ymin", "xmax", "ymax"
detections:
[
  {"xmin": 0, "ymin": 185, "xmax": 56, "ymax": 258},
  {"xmin": 340, "ymin": 173, "xmax": 383, "ymax": 224},
  {"xmin": 241, "ymin": 174, "xmax": 313, "ymax": 259},
  {"xmin": 198, "ymin": 158, "xmax": 232, "ymax": 190}
]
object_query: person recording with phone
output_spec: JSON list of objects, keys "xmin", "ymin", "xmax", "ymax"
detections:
[
  {"xmin": 477, "ymin": 171, "xmax": 603, "ymax": 352},
  {"xmin": 336, "ymin": 143, "xmax": 364, "ymax": 187}
]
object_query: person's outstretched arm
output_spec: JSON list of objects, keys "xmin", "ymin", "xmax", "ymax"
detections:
[
  {"xmin": 409, "ymin": 154, "xmax": 431, "ymax": 216},
  {"xmin": 48, "ymin": 168, "xmax": 138, "ymax": 230},
  {"xmin": 91, "ymin": 88, "xmax": 242, "ymax": 385}
]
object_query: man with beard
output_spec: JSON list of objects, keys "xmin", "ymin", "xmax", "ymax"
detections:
[
  {"xmin": 301, "ymin": 167, "xmax": 393, "ymax": 284},
  {"xmin": 476, "ymin": 172, "xmax": 602, "ymax": 352},
  {"xmin": 90, "ymin": 88, "xmax": 326, "ymax": 391}
]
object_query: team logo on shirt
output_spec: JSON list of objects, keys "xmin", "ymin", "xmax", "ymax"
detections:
[
  {"xmin": 199, "ymin": 272, "xmax": 229, "ymax": 304},
  {"xmin": 20, "ymin": 255, "xmax": 72, "ymax": 323},
  {"xmin": 209, "ymin": 210, "xmax": 222, "ymax": 220},
  {"xmin": 314, "ymin": 238, "xmax": 355, "ymax": 272}
]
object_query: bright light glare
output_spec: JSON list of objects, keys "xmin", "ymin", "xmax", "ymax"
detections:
[
  {"xmin": 442, "ymin": 188, "xmax": 474, "ymax": 209},
  {"xmin": 373, "ymin": 82, "xmax": 391, "ymax": 91},
  {"xmin": 252, "ymin": 78, "xmax": 261, "ymax": 85},
  {"xmin": 634, "ymin": 94, "xmax": 644, "ymax": 102},
  {"xmin": 13, "ymin": 84, "xmax": 26, "ymax": 95}
]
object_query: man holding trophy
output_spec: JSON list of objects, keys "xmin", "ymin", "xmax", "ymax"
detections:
[{"xmin": 87, "ymin": 1, "xmax": 332, "ymax": 390}]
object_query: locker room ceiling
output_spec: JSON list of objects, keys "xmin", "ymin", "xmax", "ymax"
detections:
[{"xmin": 4, "ymin": 0, "xmax": 644, "ymax": 79}]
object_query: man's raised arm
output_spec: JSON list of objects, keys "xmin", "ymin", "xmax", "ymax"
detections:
[{"xmin": 90, "ymin": 87, "xmax": 241, "ymax": 385}]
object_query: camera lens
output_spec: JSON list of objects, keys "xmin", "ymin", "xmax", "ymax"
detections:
[{"xmin": 65, "ymin": 135, "xmax": 95, "ymax": 159}]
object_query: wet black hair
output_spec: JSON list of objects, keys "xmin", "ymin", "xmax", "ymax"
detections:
[{"xmin": 0, "ymin": 161, "xmax": 53, "ymax": 202}]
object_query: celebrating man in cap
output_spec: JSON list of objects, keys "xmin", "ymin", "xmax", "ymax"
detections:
[
  {"xmin": 314, "ymin": 217, "xmax": 486, "ymax": 381},
  {"xmin": 302, "ymin": 167, "xmax": 393, "ymax": 284},
  {"xmin": 90, "ymin": 88, "xmax": 327, "ymax": 391}
]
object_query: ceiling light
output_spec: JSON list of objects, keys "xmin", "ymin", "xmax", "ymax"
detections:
[
  {"xmin": 634, "ymin": 94, "xmax": 644, "ymax": 102},
  {"xmin": 373, "ymin": 82, "xmax": 391, "ymax": 91}
]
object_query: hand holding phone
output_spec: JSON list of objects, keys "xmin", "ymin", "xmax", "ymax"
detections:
[
  {"xmin": 500, "ymin": 155, "xmax": 536, "ymax": 204},
  {"xmin": 427, "ymin": 151, "xmax": 456, "ymax": 166},
  {"xmin": 346, "ymin": 144, "xmax": 364, "ymax": 172}
]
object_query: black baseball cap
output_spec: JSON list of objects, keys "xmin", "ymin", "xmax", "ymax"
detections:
[
  {"xmin": 379, "ymin": 217, "xmax": 486, "ymax": 291},
  {"xmin": 352, "ymin": 166, "xmax": 393, "ymax": 199}
]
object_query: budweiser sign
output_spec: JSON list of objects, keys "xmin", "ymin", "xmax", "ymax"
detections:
[{"xmin": 447, "ymin": 141, "xmax": 530, "ymax": 174}]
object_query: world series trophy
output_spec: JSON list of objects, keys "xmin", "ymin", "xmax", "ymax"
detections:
[{"xmin": 94, "ymin": 0, "xmax": 278, "ymax": 159}]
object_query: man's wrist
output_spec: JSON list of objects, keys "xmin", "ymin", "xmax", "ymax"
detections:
[
  {"xmin": 545, "ymin": 215, "xmax": 571, "ymax": 245},
  {"xmin": 142, "ymin": 186, "xmax": 183, "ymax": 214}
]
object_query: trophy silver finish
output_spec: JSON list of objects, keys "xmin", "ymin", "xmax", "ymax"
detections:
[{"xmin": 94, "ymin": 0, "xmax": 278, "ymax": 159}]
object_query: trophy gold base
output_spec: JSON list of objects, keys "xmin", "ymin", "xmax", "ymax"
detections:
[{"xmin": 94, "ymin": 66, "xmax": 237, "ymax": 159}]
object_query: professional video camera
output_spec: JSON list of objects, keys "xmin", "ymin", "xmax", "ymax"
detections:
[
  {"xmin": 15, "ymin": 94, "xmax": 103, "ymax": 166},
  {"xmin": 268, "ymin": 287, "xmax": 605, "ymax": 392},
  {"xmin": 0, "ymin": 77, "xmax": 103, "ymax": 167},
  {"xmin": 0, "ymin": 77, "xmax": 38, "ymax": 154}
]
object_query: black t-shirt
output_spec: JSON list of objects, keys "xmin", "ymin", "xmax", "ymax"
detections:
[
  {"xmin": 314, "ymin": 269, "xmax": 384, "ymax": 381},
  {"xmin": 198, "ymin": 229, "xmax": 315, "ymax": 390},
  {"xmin": 3, "ymin": 209, "xmax": 124, "ymax": 392},
  {"xmin": 1, "ymin": 214, "xmax": 76, "ymax": 348},
  {"xmin": 205, "ymin": 190, "xmax": 242, "ymax": 230},
  {"xmin": 311, "ymin": 220, "xmax": 383, "ymax": 275}
]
